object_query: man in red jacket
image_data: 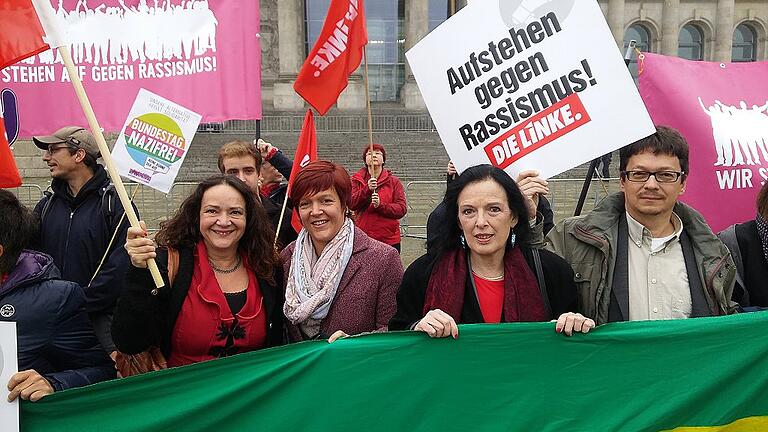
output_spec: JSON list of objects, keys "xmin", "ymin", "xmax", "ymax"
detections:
[{"xmin": 349, "ymin": 144, "xmax": 407, "ymax": 252}]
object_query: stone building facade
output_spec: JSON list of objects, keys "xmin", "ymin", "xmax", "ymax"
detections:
[{"xmin": 262, "ymin": 0, "xmax": 768, "ymax": 113}]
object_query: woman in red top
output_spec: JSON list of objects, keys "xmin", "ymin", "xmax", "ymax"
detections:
[
  {"xmin": 349, "ymin": 144, "xmax": 407, "ymax": 252},
  {"xmin": 113, "ymin": 176, "xmax": 284, "ymax": 367},
  {"xmin": 390, "ymin": 165, "xmax": 592, "ymax": 337}
]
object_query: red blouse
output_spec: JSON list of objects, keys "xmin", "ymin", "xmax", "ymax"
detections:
[
  {"xmin": 167, "ymin": 245, "xmax": 267, "ymax": 367},
  {"xmin": 473, "ymin": 274, "xmax": 504, "ymax": 324}
]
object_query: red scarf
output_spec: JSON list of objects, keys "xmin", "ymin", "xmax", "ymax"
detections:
[{"xmin": 424, "ymin": 247, "xmax": 548, "ymax": 322}]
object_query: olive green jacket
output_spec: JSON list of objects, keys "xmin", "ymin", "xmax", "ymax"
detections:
[{"xmin": 532, "ymin": 193, "xmax": 738, "ymax": 325}]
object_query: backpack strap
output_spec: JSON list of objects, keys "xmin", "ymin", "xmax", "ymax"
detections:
[
  {"xmin": 532, "ymin": 248, "xmax": 552, "ymax": 318},
  {"xmin": 39, "ymin": 190, "xmax": 55, "ymax": 224},
  {"xmin": 100, "ymin": 184, "xmax": 117, "ymax": 229},
  {"xmin": 167, "ymin": 248, "xmax": 179, "ymax": 286}
]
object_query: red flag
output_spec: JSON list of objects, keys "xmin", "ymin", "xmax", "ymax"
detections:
[
  {"xmin": 0, "ymin": 0, "xmax": 49, "ymax": 70},
  {"xmin": 294, "ymin": 0, "xmax": 367, "ymax": 115},
  {"xmin": 288, "ymin": 110, "xmax": 318, "ymax": 233},
  {"xmin": 0, "ymin": 117, "xmax": 22, "ymax": 188}
]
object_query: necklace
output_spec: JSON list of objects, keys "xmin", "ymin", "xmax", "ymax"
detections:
[
  {"xmin": 208, "ymin": 255, "xmax": 242, "ymax": 274},
  {"xmin": 472, "ymin": 270, "xmax": 504, "ymax": 282}
]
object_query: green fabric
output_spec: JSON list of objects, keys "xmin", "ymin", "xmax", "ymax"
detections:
[{"xmin": 21, "ymin": 312, "xmax": 768, "ymax": 432}]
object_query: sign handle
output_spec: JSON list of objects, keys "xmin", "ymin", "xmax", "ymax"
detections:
[{"xmin": 58, "ymin": 46, "xmax": 165, "ymax": 291}]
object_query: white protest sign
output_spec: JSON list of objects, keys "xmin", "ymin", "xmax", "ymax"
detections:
[
  {"xmin": 406, "ymin": 0, "xmax": 655, "ymax": 178},
  {"xmin": 0, "ymin": 322, "xmax": 18, "ymax": 432},
  {"xmin": 112, "ymin": 89, "xmax": 202, "ymax": 193}
]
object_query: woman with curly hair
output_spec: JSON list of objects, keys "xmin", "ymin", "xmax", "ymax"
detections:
[{"xmin": 112, "ymin": 176, "xmax": 284, "ymax": 368}]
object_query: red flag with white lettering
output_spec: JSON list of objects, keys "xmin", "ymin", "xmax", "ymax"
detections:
[
  {"xmin": 293, "ymin": 0, "xmax": 367, "ymax": 115},
  {"xmin": 0, "ymin": 0, "xmax": 49, "ymax": 70},
  {"xmin": 288, "ymin": 109, "xmax": 318, "ymax": 232},
  {"xmin": 0, "ymin": 117, "xmax": 22, "ymax": 188}
]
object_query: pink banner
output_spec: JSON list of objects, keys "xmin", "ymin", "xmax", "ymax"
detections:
[
  {"xmin": 639, "ymin": 53, "xmax": 768, "ymax": 233},
  {"xmin": 1, "ymin": 0, "xmax": 261, "ymax": 137}
]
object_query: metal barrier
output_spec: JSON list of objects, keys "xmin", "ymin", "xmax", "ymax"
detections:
[
  {"xmin": 400, "ymin": 178, "xmax": 622, "ymax": 240},
  {"xmin": 8, "ymin": 184, "xmax": 45, "ymax": 208},
  {"xmin": 195, "ymin": 114, "xmax": 436, "ymax": 134}
]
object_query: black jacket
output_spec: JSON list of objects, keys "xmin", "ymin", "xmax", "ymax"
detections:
[
  {"xmin": 262, "ymin": 150, "xmax": 297, "ymax": 248},
  {"xmin": 33, "ymin": 165, "xmax": 133, "ymax": 317},
  {"xmin": 389, "ymin": 247, "xmax": 578, "ymax": 330},
  {"xmin": 0, "ymin": 251, "xmax": 115, "ymax": 391},
  {"xmin": 112, "ymin": 248, "xmax": 285, "ymax": 359}
]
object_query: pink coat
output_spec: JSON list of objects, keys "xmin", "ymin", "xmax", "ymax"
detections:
[{"xmin": 280, "ymin": 226, "xmax": 403, "ymax": 342}]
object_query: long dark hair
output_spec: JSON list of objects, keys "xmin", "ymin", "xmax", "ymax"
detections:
[
  {"xmin": 427, "ymin": 165, "xmax": 531, "ymax": 259},
  {"xmin": 155, "ymin": 175, "xmax": 277, "ymax": 282}
]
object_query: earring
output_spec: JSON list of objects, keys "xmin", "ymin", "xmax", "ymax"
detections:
[
  {"xmin": 459, "ymin": 233, "xmax": 467, "ymax": 249},
  {"xmin": 509, "ymin": 233, "xmax": 516, "ymax": 248}
]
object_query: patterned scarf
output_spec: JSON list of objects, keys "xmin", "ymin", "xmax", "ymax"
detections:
[
  {"xmin": 756, "ymin": 213, "xmax": 768, "ymax": 264},
  {"xmin": 424, "ymin": 246, "xmax": 548, "ymax": 322},
  {"xmin": 284, "ymin": 218, "xmax": 355, "ymax": 338}
]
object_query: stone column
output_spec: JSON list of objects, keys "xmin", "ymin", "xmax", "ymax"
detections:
[
  {"xmin": 661, "ymin": 0, "xmax": 680, "ymax": 56},
  {"xmin": 607, "ymin": 0, "xmax": 626, "ymax": 49},
  {"xmin": 714, "ymin": 0, "xmax": 735, "ymax": 62},
  {"xmin": 400, "ymin": 0, "xmax": 429, "ymax": 110},
  {"xmin": 272, "ymin": 0, "xmax": 305, "ymax": 111}
]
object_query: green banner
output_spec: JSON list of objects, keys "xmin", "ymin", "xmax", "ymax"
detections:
[{"xmin": 21, "ymin": 312, "xmax": 768, "ymax": 432}]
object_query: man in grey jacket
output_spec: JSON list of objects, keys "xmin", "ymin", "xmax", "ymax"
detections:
[{"xmin": 533, "ymin": 126, "xmax": 737, "ymax": 325}]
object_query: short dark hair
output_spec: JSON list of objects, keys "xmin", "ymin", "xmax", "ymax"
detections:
[
  {"xmin": 290, "ymin": 160, "xmax": 351, "ymax": 209},
  {"xmin": 619, "ymin": 125, "xmax": 689, "ymax": 175},
  {"xmin": 427, "ymin": 164, "xmax": 531, "ymax": 258},
  {"xmin": 0, "ymin": 190, "xmax": 36, "ymax": 275},
  {"xmin": 154, "ymin": 175, "xmax": 277, "ymax": 283}
]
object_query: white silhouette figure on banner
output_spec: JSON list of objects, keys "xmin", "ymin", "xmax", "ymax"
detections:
[
  {"xmin": 698, "ymin": 97, "xmax": 768, "ymax": 167},
  {"xmin": 22, "ymin": 0, "xmax": 218, "ymax": 66}
]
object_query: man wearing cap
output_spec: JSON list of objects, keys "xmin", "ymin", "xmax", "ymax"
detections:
[{"xmin": 32, "ymin": 126, "xmax": 133, "ymax": 357}]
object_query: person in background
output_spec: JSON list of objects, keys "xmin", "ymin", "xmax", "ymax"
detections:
[
  {"xmin": 32, "ymin": 126, "xmax": 133, "ymax": 358},
  {"xmin": 535, "ymin": 126, "xmax": 738, "ymax": 324},
  {"xmin": 0, "ymin": 190, "xmax": 114, "ymax": 402},
  {"xmin": 349, "ymin": 144, "xmax": 407, "ymax": 253},
  {"xmin": 282, "ymin": 161, "xmax": 402, "ymax": 342},
  {"xmin": 217, "ymin": 140, "xmax": 296, "ymax": 248},
  {"xmin": 719, "ymin": 181, "xmax": 768, "ymax": 309},
  {"xmin": 112, "ymin": 176, "xmax": 284, "ymax": 367},
  {"xmin": 257, "ymin": 139, "xmax": 296, "ymax": 247},
  {"xmin": 390, "ymin": 165, "xmax": 587, "ymax": 336}
]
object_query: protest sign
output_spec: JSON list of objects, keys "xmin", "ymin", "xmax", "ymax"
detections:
[
  {"xmin": 111, "ymin": 89, "xmax": 201, "ymax": 193},
  {"xmin": 406, "ymin": 0, "xmax": 655, "ymax": 179},
  {"xmin": 639, "ymin": 53, "xmax": 768, "ymax": 232},
  {"xmin": 2, "ymin": 0, "xmax": 260, "ymax": 137},
  {"xmin": 0, "ymin": 322, "xmax": 18, "ymax": 432}
]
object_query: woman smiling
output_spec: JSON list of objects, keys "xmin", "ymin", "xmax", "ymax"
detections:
[
  {"xmin": 390, "ymin": 165, "xmax": 591, "ymax": 337},
  {"xmin": 282, "ymin": 161, "xmax": 403, "ymax": 342},
  {"xmin": 112, "ymin": 176, "xmax": 284, "ymax": 368}
]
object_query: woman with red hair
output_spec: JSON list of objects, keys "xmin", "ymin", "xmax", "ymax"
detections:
[
  {"xmin": 349, "ymin": 144, "xmax": 407, "ymax": 252},
  {"xmin": 282, "ymin": 160, "xmax": 403, "ymax": 342}
]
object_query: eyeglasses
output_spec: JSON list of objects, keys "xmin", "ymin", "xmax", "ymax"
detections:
[
  {"xmin": 621, "ymin": 170, "xmax": 685, "ymax": 183},
  {"xmin": 44, "ymin": 144, "xmax": 75, "ymax": 155}
]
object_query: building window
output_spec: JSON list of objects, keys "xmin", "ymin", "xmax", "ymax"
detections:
[
  {"xmin": 732, "ymin": 24, "xmax": 757, "ymax": 62},
  {"xmin": 623, "ymin": 24, "xmax": 651, "ymax": 81},
  {"xmin": 305, "ymin": 0, "xmax": 405, "ymax": 102},
  {"xmin": 678, "ymin": 24, "xmax": 704, "ymax": 61},
  {"xmin": 429, "ymin": 0, "xmax": 449, "ymax": 32}
]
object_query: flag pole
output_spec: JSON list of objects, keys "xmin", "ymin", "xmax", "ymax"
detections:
[
  {"xmin": 58, "ymin": 46, "xmax": 165, "ymax": 291},
  {"xmin": 362, "ymin": 47, "xmax": 375, "ymax": 178},
  {"xmin": 273, "ymin": 187, "xmax": 291, "ymax": 249}
]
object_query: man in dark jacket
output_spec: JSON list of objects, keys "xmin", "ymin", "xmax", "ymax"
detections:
[
  {"xmin": 0, "ymin": 190, "xmax": 115, "ymax": 402},
  {"xmin": 31, "ymin": 126, "xmax": 133, "ymax": 356}
]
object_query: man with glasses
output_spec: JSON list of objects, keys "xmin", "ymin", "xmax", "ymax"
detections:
[
  {"xmin": 535, "ymin": 126, "xmax": 737, "ymax": 326},
  {"xmin": 31, "ymin": 126, "xmax": 133, "ymax": 358}
]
